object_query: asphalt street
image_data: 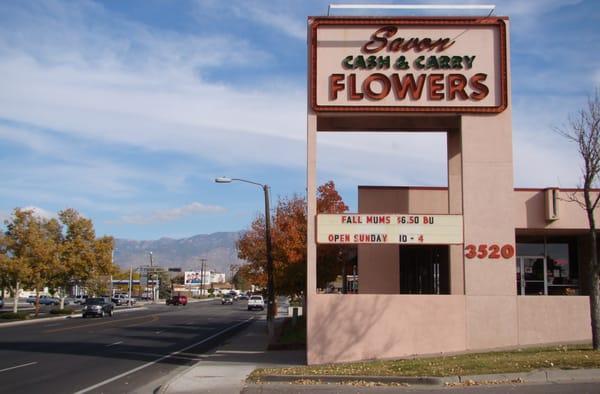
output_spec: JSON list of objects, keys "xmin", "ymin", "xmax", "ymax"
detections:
[{"xmin": 0, "ymin": 299, "xmax": 260, "ymax": 394}]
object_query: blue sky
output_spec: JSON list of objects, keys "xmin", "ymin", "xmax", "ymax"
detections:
[{"xmin": 0, "ymin": 0, "xmax": 598, "ymax": 240}]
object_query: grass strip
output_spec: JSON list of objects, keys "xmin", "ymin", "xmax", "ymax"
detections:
[
  {"xmin": 250, "ymin": 345, "xmax": 600, "ymax": 380},
  {"xmin": 278, "ymin": 316, "xmax": 306, "ymax": 345}
]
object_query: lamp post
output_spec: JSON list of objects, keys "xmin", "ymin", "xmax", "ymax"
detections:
[{"xmin": 215, "ymin": 176, "xmax": 275, "ymax": 342}]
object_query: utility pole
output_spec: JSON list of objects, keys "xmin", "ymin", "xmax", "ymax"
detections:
[
  {"xmin": 264, "ymin": 184, "xmax": 275, "ymax": 343},
  {"xmin": 200, "ymin": 258, "xmax": 207, "ymax": 297},
  {"xmin": 110, "ymin": 248, "xmax": 115, "ymax": 297},
  {"xmin": 149, "ymin": 251, "xmax": 154, "ymax": 302},
  {"xmin": 128, "ymin": 266, "xmax": 133, "ymax": 306}
]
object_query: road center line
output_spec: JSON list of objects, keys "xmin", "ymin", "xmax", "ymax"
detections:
[
  {"xmin": 0, "ymin": 362, "xmax": 38, "ymax": 373},
  {"xmin": 44, "ymin": 314, "xmax": 158, "ymax": 334},
  {"xmin": 105, "ymin": 341, "xmax": 123, "ymax": 347},
  {"xmin": 74, "ymin": 317, "xmax": 254, "ymax": 394}
]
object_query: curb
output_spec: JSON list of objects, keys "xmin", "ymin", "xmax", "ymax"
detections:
[
  {"xmin": 256, "ymin": 368, "xmax": 600, "ymax": 386},
  {"xmin": 257, "ymin": 375, "xmax": 447, "ymax": 385}
]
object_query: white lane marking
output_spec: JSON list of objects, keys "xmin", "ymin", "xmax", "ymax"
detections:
[
  {"xmin": 216, "ymin": 350, "xmax": 264, "ymax": 354},
  {"xmin": 74, "ymin": 317, "xmax": 254, "ymax": 394},
  {"xmin": 105, "ymin": 341, "xmax": 123, "ymax": 347},
  {"xmin": 44, "ymin": 323, "xmax": 61, "ymax": 327},
  {"xmin": 0, "ymin": 362, "xmax": 38, "ymax": 373}
]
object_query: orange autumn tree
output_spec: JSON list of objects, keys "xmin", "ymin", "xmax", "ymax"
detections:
[
  {"xmin": 316, "ymin": 181, "xmax": 349, "ymax": 289},
  {"xmin": 236, "ymin": 181, "xmax": 348, "ymax": 296}
]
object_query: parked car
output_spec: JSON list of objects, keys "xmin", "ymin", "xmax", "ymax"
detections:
[
  {"xmin": 27, "ymin": 295, "xmax": 60, "ymax": 305},
  {"xmin": 82, "ymin": 297, "xmax": 114, "ymax": 318},
  {"xmin": 247, "ymin": 295, "xmax": 265, "ymax": 311},
  {"xmin": 166, "ymin": 295, "xmax": 187, "ymax": 306},
  {"xmin": 73, "ymin": 295, "xmax": 88, "ymax": 304},
  {"xmin": 221, "ymin": 294, "xmax": 233, "ymax": 305}
]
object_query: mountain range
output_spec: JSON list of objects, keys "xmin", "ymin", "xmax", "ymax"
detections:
[{"xmin": 114, "ymin": 231, "xmax": 245, "ymax": 276}]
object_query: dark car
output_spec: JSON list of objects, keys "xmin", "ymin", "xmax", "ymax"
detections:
[
  {"xmin": 221, "ymin": 294, "xmax": 233, "ymax": 305},
  {"xmin": 166, "ymin": 295, "xmax": 188, "ymax": 306},
  {"xmin": 82, "ymin": 297, "xmax": 114, "ymax": 318}
]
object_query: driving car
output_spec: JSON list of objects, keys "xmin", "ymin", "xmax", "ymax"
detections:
[
  {"xmin": 82, "ymin": 297, "xmax": 114, "ymax": 318},
  {"xmin": 111, "ymin": 294, "xmax": 134, "ymax": 306},
  {"xmin": 0, "ymin": 298, "xmax": 3, "ymax": 308},
  {"xmin": 221, "ymin": 294, "xmax": 233, "ymax": 305},
  {"xmin": 166, "ymin": 295, "xmax": 188, "ymax": 306},
  {"xmin": 247, "ymin": 295, "xmax": 265, "ymax": 311}
]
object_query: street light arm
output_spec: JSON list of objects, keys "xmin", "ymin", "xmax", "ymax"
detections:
[{"xmin": 230, "ymin": 178, "xmax": 265, "ymax": 188}]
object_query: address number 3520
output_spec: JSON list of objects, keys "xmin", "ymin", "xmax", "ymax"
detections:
[{"xmin": 464, "ymin": 244, "xmax": 515, "ymax": 260}]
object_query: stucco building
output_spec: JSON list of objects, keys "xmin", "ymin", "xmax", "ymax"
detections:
[{"xmin": 306, "ymin": 16, "xmax": 594, "ymax": 364}]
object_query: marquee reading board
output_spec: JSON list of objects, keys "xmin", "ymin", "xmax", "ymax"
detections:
[
  {"xmin": 317, "ymin": 214, "xmax": 463, "ymax": 245},
  {"xmin": 309, "ymin": 17, "xmax": 507, "ymax": 113}
]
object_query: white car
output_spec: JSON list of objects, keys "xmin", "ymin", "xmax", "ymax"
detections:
[
  {"xmin": 247, "ymin": 295, "xmax": 265, "ymax": 311},
  {"xmin": 112, "ymin": 294, "xmax": 135, "ymax": 306}
]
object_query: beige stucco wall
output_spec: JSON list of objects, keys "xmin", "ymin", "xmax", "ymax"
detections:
[
  {"xmin": 518, "ymin": 296, "xmax": 591, "ymax": 345},
  {"xmin": 514, "ymin": 189, "xmax": 600, "ymax": 230},
  {"xmin": 358, "ymin": 187, "xmax": 448, "ymax": 214},
  {"xmin": 358, "ymin": 187, "xmax": 450, "ymax": 294},
  {"xmin": 307, "ymin": 294, "xmax": 467, "ymax": 364},
  {"xmin": 307, "ymin": 294, "xmax": 591, "ymax": 364}
]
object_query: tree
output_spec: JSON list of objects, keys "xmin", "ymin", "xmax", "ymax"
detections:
[
  {"xmin": 2, "ymin": 209, "xmax": 61, "ymax": 316},
  {"xmin": 230, "ymin": 264, "xmax": 254, "ymax": 290},
  {"xmin": 236, "ymin": 181, "xmax": 349, "ymax": 296},
  {"xmin": 316, "ymin": 181, "xmax": 350, "ymax": 289},
  {"xmin": 0, "ymin": 234, "xmax": 32, "ymax": 313},
  {"xmin": 238, "ymin": 194, "xmax": 307, "ymax": 295},
  {"xmin": 51, "ymin": 209, "xmax": 116, "ymax": 308},
  {"xmin": 556, "ymin": 89, "xmax": 600, "ymax": 349}
]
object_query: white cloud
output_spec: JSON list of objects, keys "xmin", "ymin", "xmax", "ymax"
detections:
[
  {"xmin": 233, "ymin": 3, "xmax": 306, "ymax": 40},
  {"xmin": 114, "ymin": 202, "xmax": 226, "ymax": 225},
  {"xmin": 495, "ymin": 0, "xmax": 583, "ymax": 16},
  {"xmin": 0, "ymin": 0, "xmax": 591, "ymax": 225}
]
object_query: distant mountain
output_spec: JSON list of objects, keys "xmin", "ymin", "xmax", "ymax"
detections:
[{"xmin": 114, "ymin": 232, "xmax": 245, "ymax": 275}]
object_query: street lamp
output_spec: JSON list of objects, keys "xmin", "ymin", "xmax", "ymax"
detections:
[{"xmin": 215, "ymin": 176, "xmax": 275, "ymax": 342}]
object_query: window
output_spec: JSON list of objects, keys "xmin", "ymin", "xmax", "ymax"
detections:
[{"xmin": 516, "ymin": 236, "xmax": 578, "ymax": 295}]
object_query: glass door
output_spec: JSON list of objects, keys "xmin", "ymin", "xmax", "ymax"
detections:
[{"xmin": 517, "ymin": 256, "xmax": 546, "ymax": 295}]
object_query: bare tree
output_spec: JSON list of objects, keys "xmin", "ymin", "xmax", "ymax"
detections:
[{"xmin": 556, "ymin": 89, "xmax": 600, "ymax": 350}]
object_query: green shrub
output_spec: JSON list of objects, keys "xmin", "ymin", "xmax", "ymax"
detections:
[
  {"xmin": 0, "ymin": 311, "xmax": 30, "ymax": 320},
  {"xmin": 50, "ymin": 308, "xmax": 75, "ymax": 315}
]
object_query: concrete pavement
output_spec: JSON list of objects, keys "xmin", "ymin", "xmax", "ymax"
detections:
[{"xmin": 160, "ymin": 317, "xmax": 305, "ymax": 394}]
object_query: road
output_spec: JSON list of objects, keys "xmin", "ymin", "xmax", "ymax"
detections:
[{"xmin": 0, "ymin": 299, "xmax": 259, "ymax": 393}]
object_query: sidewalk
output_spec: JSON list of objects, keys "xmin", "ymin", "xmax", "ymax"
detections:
[{"xmin": 160, "ymin": 317, "xmax": 305, "ymax": 394}]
